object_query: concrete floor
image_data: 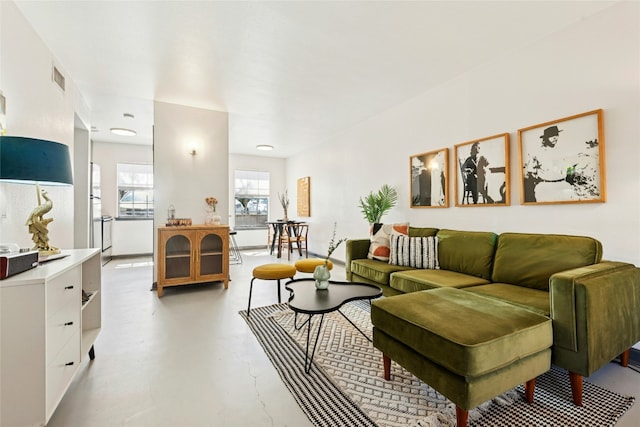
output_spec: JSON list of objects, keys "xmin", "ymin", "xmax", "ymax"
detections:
[{"xmin": 47, "ymin": 250, "xmax": 639, "ymax": 426}]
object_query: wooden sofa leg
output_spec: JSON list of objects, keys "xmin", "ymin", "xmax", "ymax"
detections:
[
  {"xmin": 383, "ymin": 353, "xmax": 391, "ymax": 380},
  {"xmin": 569, "ymin": 371, "xmax": 583, "ymax": 406},
  {"xmin": 456, "ymin": 406, "xmax": 469, "ymax": 427},
  {"xmin": 524, "ymin": 378, "xmax": 536, "ymax": 403},
  {"xmin": 620, "ymin": 348, "xmax": 631, "ymax": 367}
]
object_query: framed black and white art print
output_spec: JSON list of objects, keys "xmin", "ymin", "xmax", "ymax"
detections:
[
  {"xmin": 410, "ymin": 148, "xmax": 449, "ymax": 208},
  {"xmin": 454, "ymin": 133, "xmax": 510, "ymax": 207},
  {"xmin": 518, "ymin": 109, "xmax": 605, "ymax": 205}
]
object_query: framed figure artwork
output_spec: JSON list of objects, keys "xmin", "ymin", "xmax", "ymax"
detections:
[
  {"xmin": 518, "ymin": 109, "xmax": 605, "ymax": 205},
  {"xmin": 410, "ymin": 148, "xmax": 449, "ymax": 208},
  {"xmin": 454, "ymin": 133, "xmax": 510, "ymax": 207}
]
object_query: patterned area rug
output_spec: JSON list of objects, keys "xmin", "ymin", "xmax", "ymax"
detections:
[{"xmin": 240, "ymin": 302, "xmax": 634, "ymax": 427}]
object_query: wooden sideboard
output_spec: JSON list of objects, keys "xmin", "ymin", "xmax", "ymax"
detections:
[
  {"xmin": 157, "ymin": 225, "xmax": 230, "ymax": 297},
  {"xmin": 0, "ymin": 248, "xmax": 102, "ymax": 426}
]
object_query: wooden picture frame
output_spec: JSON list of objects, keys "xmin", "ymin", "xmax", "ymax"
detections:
[
  {"xmin": 297, "ymin": 176, "xmax": 310, "ymax": 217},
  {"xmin": 410, "ymin": 148, "xmax": 449, "ymax": 208},
  {"xmin": 454, "ymin": 133, "xmax": 510, "ymax": 207},
  {"xmin": 518, "ymin": 109, "xmax": 605, "ymax": 205}
]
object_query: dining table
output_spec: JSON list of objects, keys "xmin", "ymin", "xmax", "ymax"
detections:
[{"xmin": 266, "ymin": 220, "xmax": 306, "ymax": 258}]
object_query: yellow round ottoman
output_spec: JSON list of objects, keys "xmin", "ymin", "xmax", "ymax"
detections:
[
  {"xmin": 294, "ymin": 258, "xmax": 333, "ymax": 273},
  {"xmin": 247, "ymin": 263, "xmax": 297, "ymax": 316}
]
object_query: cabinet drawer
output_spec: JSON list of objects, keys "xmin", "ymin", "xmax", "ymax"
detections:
[
  {"xmin": 47, "ymin": 266, "xmax": 81, "ymax": 316},
  {"xmin": 46, "ymin": 331, "xmax": 80, "ymax": 420},
  {"xmin": 47, "ymin": 299, "xmax": 80, "ymax": 365}
]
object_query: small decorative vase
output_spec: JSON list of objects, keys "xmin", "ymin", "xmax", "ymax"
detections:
[
  {"xmin": 205, "ymin": 206, "xmax": 216, "ymax": 225},
  {"xmin": 283, "ymin": 207, "xmax": 289, "ymax": 222},
  {"xmin": 212, "ymin": 213, "xmax": 222, "ymax": 225},
  {"xmin": 313, "ymin": 263, "xmax": 331, "ymax": 290}
]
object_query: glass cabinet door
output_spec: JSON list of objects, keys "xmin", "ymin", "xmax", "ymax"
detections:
[
  {"xmin": 165, "ymin": 234, "xmax": 192, "ymax": 279},
  {"xmin": 199, "ymin": 233, "xmax": 223, "ymax": 277}
]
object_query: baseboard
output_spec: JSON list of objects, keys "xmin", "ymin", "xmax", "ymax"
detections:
[{"xmin": 110, "ymin": 253, "xmax": 153, "ymax": 259}]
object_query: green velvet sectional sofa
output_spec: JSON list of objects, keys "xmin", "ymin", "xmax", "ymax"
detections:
[{"xmin": 346, "ymin": 227, "xmax": 640, "ymax": 406}]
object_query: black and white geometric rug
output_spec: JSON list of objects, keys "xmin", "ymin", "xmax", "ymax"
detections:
[{"xmin": 240, "ymin": 302, "xmax": 634, "ymax": 427}]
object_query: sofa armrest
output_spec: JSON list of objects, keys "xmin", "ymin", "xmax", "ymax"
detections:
[
  {"xmin": 346, "ymin": 239, "xmax": 371, "ymax": 280},
  {"xmin": 550, "ymin": 261, "xmax": 640, "ymax": 375}
]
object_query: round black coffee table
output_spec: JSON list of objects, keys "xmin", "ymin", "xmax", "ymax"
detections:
[{"xmin": 284, "ymin": 278, "xmax": 382, "ymax": 373}]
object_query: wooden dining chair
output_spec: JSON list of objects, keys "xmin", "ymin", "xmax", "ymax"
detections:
[{"xmin": 279, "ymin": 223, "xmax": 309, "ymax": 260}]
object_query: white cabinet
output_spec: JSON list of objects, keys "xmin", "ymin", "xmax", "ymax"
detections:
[{"xmin": 0, "ymin": 249, "xmax": 101, "ymax": 426}]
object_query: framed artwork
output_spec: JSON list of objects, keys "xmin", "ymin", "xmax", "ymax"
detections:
[
  {"xmin": 297, "ymin": 176, "xmax": 310, "ymax": 216},
  {"xmin": 454, "ymin": 133, "xmax": 510, "ymax": 207},
  {"xmin": 518, "ymin": 109, "xmax": 605, "ymax": 205},
  {"xmin": 410, "ymin": 148, "xmax": 449, "ymax": 208}
]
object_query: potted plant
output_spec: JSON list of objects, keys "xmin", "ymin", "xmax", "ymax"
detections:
[{"xmin": 358, "ymin": 184, "xmax": 398, "ymax": 225}]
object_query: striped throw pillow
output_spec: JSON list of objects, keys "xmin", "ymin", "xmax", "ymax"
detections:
[{"xmin": 389, "ymin": 235, "xmax": 439, "ymax": 269}]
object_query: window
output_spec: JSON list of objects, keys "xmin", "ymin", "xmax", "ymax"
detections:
[
  {"xmin": 117, "ymin": 163, "xmax": 154, "ymax": 218},
  {"xmin": 235, "ymin": 170, "xmax": 269, "ymax": 229}
]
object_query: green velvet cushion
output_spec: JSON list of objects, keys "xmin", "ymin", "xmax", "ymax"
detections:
[
  {"xmin": 390, "ymin": 269, "xmax": 489, "ymax": 293},
  {"xmin": 436, "ymin": 229, "xmax": 498, "ymax": 280},
  {"xmin": 350, "ymin": 259, "xmax": 413, "ymax": 285},
  {"xmin": 408, "ymin": 227, "xmax": 439, "ymax": 238},
  {"xmin": 371, "ymin": 288, "xmax": 552, "ymax": 377},
  {"xmin": 374, "ymin": 328, "xmax": 551, "ymax": 410},
  {"xmin": 464, "ymin": 283, "xmax": 550, "ymax": 316},
  {"xmin": 492, "ymin": 232, "xmax": 603, "ymax": 291}
]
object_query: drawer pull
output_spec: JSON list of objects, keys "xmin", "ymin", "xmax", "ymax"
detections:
[
  {"xmin": 64, "ymin": 285, "xmax": 74, "ymax": 290},
  {"xmin": 65, "ymin": 362, "xmax": 75, "ymax": 366},
  {"xmin": 64, "ymin": 321, "xmax": 74, "ymax": 326}
]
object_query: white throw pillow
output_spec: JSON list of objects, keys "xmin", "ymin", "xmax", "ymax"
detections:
[
  {"xmin": 367, "ymin": 223, "xmax": 409, "ymax": 262},
  {"xmin": 389, "ymin": 235, "xmax": 439, "ymax": 269}
]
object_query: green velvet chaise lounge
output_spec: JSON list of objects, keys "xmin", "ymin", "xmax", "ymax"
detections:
[{"xmin": 346, "ymin": 227, "xmax": 640, "ymax": 407}]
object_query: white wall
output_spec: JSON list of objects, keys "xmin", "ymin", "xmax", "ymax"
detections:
[
  {"xmin": 92, "ymin": 140, "xmax": 153, "ymax": 255},
  {"xmin": 228, "ymin": 153, "xmax": 286, "ymax": 248},
  {"xmin": 0, "ymin": 1, "xmax": 87, "ymax": 249},
  {"xmin": 287, "ymin": 2, "xmax": 640, "ymax": 265},
  {"xmin": 153, "ymin": 101, "xmax": 229, "ymax": 279}
]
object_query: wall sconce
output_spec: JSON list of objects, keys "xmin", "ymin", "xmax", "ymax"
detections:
[
  {"xmin": 0, "ymin": 136, "xmax": 73, "ymax": 255},
  {"xmin": 189, "ymin": 147, "xmax": 197, "ymax": 156}
]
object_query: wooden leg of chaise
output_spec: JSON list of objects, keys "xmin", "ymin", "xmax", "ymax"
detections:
[
  {"xmin": 524, "ymin": 378, "xmax": 536, "ymax": 403},
  {"xmin": 383, "ymin": 354, "xmax": 391, "ymax": 380},
  {"xmin": 569, "ymin": 371, "xmax": 583, "ymax": 406},
  {"xmin": 620, "ymin": 348, "xmax": 631, "ymax": 367},
  {"xmin": 456, "ymin": 406, "xmax": 469, "ymax": 427}
]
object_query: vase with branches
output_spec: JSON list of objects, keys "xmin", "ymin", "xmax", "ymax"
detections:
[
  {"xmin": 278, "ymin": 190, "xmax": 290, "ymax": 221},
  {"xmin": 314, "ymin": 222, "xmax": 346, "ymax": 290},
  {"xmin": 358, "ymin": 184, "xmax": 398, "ymax": 225}
]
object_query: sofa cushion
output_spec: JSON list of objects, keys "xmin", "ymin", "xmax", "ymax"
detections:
[
  {"xmin": 408, "ymin": 226, "xmax": 439, "ymax": 238},
  {"xmin": 464, "ymin": 283, "xmax": 550, "ymax": 316},
  {"xmin": 367, "ymin": 223, "xmax": 409, "ymax": 262},
  {"xmin": 350, "ymin": 259, "xmax": 413, "ymax": 285},
  {"xmin": 436, "ymin": 229, "xmax": 497, "ymax": 280},
  {"xmin": 390, "ymin": 269, "xmax": 489, "ymax": 293},
  {"xmin": 389, "ymin": 235, "xmax": 439, "ymax": 269},
  {"xmin": 371, "ymin": 288, "xmax": 552, "ymax": 377},
  {"xmin": 492, "ymin": 233, "xmax": 603, "ymax": 291}
]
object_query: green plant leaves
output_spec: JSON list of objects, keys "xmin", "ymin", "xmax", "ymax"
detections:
[{"xmin": 358, "ymin": 184, "xmax": 398, "ymax": 224}]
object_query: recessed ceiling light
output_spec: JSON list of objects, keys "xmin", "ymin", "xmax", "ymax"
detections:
[
  {"xmin": 256, "ymin": 144, "xmax": 274, "ymax": 151},
  {"xmin": 110, "ymin": 127, "xmax": 136, "ymax": 137}
]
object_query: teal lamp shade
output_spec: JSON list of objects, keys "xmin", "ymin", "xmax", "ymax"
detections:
[{"xmin": 0, "ymin": 136, "xmax": 73, "ymax": 185}]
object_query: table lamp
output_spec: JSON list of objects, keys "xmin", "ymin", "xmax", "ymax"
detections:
[{"xmin": 0, "ymin": 136, "xmax": 73, "ymax": 255}]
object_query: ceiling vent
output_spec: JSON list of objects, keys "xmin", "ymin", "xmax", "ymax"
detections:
[{"xmin": 52, "ymin": 65, "xmax": 65, "ymax": 92}]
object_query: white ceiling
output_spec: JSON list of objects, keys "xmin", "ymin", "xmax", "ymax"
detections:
[{"xmin": 15, "ymin": 1, "xmax": 616, "ymax": 158}]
